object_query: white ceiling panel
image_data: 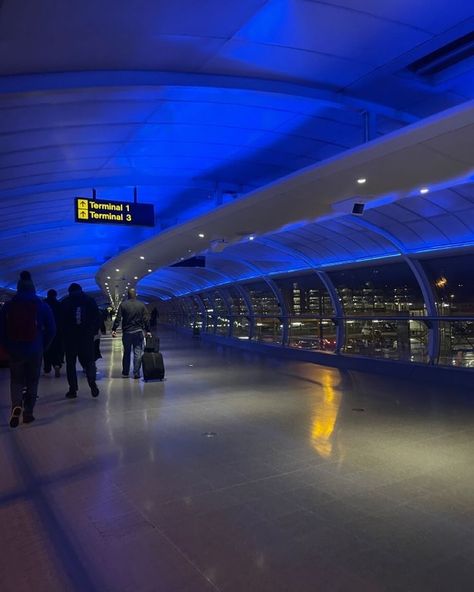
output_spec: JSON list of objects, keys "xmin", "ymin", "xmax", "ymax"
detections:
[
  {"xmin": 235, "ymin": 0, "xmax": 431, "ymax": 66},
  {"xmin": 203, "ymin": 38, "xmax": 372, "ymax": 88},
  {"xmin": 317, "ymin": 0, "xmax": 474, "ymax": 34}
]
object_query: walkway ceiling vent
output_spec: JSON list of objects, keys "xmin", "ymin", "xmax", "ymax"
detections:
[
  {"xmin": 170, "ymin": 256, "xmax": 206, "ymax": 268},
  {"xmin": 352, "ymin": 203, "xmax": 365, "ymax": 215},
  {"xmin": 405, "ymin": 31, "xmax": 474, "ymax": 83},
  {"xmin": 332, "ymin": 196, "xmax": 371, "ymax": 216}
]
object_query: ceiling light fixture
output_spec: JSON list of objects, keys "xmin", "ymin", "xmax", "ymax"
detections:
[
  {"xmin": 147, "ymin": 269, "xmax": 152, "ymax": 273},
  {"xmin": 140, "ymin": 256, "xmax": 145, "ymax": 260},
  {"xmin": 115, "ymin": 268, "xmax": 120, "ymax": 272},
  {"xmin": 420, "ymin": 187, "xmax": 429, "ymax": 194},
  {"xmin": 357, "ymin": 178, "xmax": 367, "ymax": 184},
  {"xmin": 198, "ymin": 233, "xmax": 205, "ymax": 238},
  {"xmin": 134, "ymin": 276, "xmax": 138, "ymax": 280},
  {"xmin": 249, "ymin": 235, "xmax": 255, "ymax": 241}
]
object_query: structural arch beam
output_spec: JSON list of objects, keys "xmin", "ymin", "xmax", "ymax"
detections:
[
  {"xmin": 349, "ymin": 216, "xmax": 440, "ymax": 364},
  {"xmin": 0, "ymin": 71, "xmax": 419, "ymax": 124},
  {"xmin": 256, "ymin": 237, "xmax": 345, "ymax": 353}
]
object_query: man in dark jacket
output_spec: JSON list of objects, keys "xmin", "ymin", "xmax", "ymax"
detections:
[
  {"xmin": 0, "ymin": 271, "xmax": 55, "ymax": 427},
  {"xmin": 43, "ymin": 289, "xmax": 63, "ymax": 377},
  {"xmin": 112, "ymin": 288, "xmax": 150, "ymax": 379},
  {"xmin": 61, "ymin": 283, "xmax": 101, "ymax": 399}
]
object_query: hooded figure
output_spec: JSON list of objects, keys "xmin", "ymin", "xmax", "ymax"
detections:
[
  {"xmin": 0, "ymin": 271, "xmax": 55, "ymax": 427},
  {"xmin": 43, "ymin": 288, "xmax": 64, "ymax": 377},
  {"xmin": 60, "ymin": 283, "xmax": 101, "ymax": 399}
]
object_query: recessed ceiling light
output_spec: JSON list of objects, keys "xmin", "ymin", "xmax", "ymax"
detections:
[
  {"xmin": 420, "ymin": 187, "xmax": 429, "ymax": 194},
  {"xmin": 107, "ymin": 276, "xmax": 111, "ymax": 279},
  {"xmin": 134, "ymin": 276, "xmax": 138, "ymax": 280},
  {"xmin": 115, "ymin": 268, "xmax": 120, "ymax": 272},
  {"xmin": 147, "ymin": 269, "xmax": 152, "ymax": 273},
  {"xmin": 357, "ymin": 178, "xmax": 367, "ymax": 184},
  {"xmin": 249, "ymin": 235, "xmax": 255, "ymax": 241},
  {"xmin": 139, "ymin": 256, "xmax": 145, "ymax": 260},
  {"xmin": 198, "ymin": 233, "xmax": 205, "ymax": 238}
]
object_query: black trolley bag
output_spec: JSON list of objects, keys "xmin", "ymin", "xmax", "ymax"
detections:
[{"xmin": 142, "ymin": 335, "xmax": 165, "ymax": 381}]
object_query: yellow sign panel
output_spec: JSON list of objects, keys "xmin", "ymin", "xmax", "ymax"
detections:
[{"xmin": 74, "ymin": 197, "xmax": 155, "ymax": 227}]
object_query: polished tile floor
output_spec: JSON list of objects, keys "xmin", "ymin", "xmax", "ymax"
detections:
[{"xmin": 1, "ymin": 329, "xmax": 473, "ymax": 592}]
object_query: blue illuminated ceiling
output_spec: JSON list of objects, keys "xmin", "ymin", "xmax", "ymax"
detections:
[{"xmin": 0, "ymin": 1, "xmax": 473, "ymax": 299}]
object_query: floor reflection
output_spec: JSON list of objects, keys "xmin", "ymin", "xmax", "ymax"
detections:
[{"xmin": 310, "ymin": 368, "xmax": 342, "ymax": 459}]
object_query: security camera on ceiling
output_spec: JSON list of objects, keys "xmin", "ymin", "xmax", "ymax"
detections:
[{"xmin": 352, "ymin": 202, "xmax": 365, "ymax": 215}]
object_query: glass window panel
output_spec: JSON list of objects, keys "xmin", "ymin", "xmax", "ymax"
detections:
[
  {"xmin": 288, "ymin": 318, "xmax": 337, "ymax": 351},
  {"xmin": 254, "ymin": 317, "xmax": 282, "ymax": 344},
  {"xmin": 211, "ymin": 291, "xmax": 229, "ymax": 336},
  {"xmin": 329, "ymin": 262, "xmax": 425, "ymax": 316},
  {"xmin": 178, "ymin": 298, "xmax": 192, "ymax": 328},
  {"xmin": 343, "ymin": 319, "xmax": 428, "ymax": 362},
  {"xmin": 227, "ymin": 287, "xmax": 249, "ymax": 316},
  {"xmin": 212, "ymin": 291, "xmax": 228, "ymax": 316},
  {"xmin": 191, "ymin": 296, "xmax": 204, "ymax": 329},
  {"xmin": 439, "ymin": 320, "xmax": 474, "ymax": 368},
  {"xmin": 421, "ymin": 254, "xmax": 474, "ymax": 316},
  {"xmin": 200, "ymin": 293, "xmax": 215, "ymax": 333},
  {"xmin": 275, "ymin": 274, "xmax": 334, "ymax": 316},
  {"xmin": 232, "ymin": 316, "xmax": 250, "ymax": 339},
  {"xmin": 246, "ymin": 282, "xmax": 280, "ymax": 315}
]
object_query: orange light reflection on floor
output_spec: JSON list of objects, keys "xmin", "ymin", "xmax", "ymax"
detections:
[{"xmin": 310, "ymin": 369, "xmax": 342, "ymax": 459}]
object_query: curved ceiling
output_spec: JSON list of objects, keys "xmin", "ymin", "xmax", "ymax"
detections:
[{"xmin": 0, "ymin": 1, "xmax": 473, "ymax": 300}]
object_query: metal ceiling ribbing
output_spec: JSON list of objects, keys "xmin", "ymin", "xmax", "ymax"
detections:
[{"xmin": 134, "ymin": 183, "xmax": 474, "ymax": 299}]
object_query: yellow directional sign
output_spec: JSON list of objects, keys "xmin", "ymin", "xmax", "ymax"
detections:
[{"xmin": 74, "ymin": 197, "xmax": 155, "ymax": 227}]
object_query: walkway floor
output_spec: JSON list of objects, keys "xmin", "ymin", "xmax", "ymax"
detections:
[{"xmin": 1, "ymin": 329, "xmax": 473, "ymax": 591}]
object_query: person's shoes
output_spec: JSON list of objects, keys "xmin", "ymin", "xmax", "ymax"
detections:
[
  {"xmin": 54, "ymin": 366, "xmax": 61, "ymax": 378},
  {"xmin": 23, "ymin": 413, "xmax": 35, "ymax": 424},
  {"xmin": 121, "ymin": 373, "xmax": 129, "ymax": 377},
  {"xmin": 9, "ymin": 406, "xmax": 22, "ymax": 428},
  {"xmin": 133, "ymin": 374, "xmax": 140, "ymax": 379},
  {"xmin": 65, "ymin": 390, "xmax": 77, "ymax": 399},
  {"xmin": 90, "ymin": 383, "xmax": 99, "ymax": 398}
]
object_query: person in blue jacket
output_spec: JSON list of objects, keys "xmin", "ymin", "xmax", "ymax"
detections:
[{"xmin": 0, "ymin": 271, "xmax": 55, "ymax": 427}]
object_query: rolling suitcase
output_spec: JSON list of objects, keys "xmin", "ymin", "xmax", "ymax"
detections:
[
  {"xmin": 145, "ymin": 334, "xmax": 160, "ymax": 353},
  {"xmin": 142, "ymin": 351, "xmax": 165, "ymax": 381}
]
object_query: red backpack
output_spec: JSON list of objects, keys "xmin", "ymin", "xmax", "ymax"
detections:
[{"xmin": 6, "ymin": 300, "xmax": 40, "ymax": 342}]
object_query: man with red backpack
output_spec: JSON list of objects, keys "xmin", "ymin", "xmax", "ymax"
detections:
[{"xmin": 0, "ymin": 271, "xmax": 55, "ymax": 427}]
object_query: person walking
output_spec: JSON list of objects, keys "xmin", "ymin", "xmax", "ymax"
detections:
[
  {"xmin": 60, "ymin": 283, "xmax": 101, "ymax": 399},
  {"xmin": 0, "ymin": 271, "xmax": 55, "ymax": 427},
  {"xmin": 112, "ymin": 288, "xmax": 150, "ymax": 379},
  {"xmin": 43, "ymin": 289, "xmax": 64, "ymax": 377},
  {"xmin": 150, "ymin": 307, "xmax": 158, "ymax": 329}
]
